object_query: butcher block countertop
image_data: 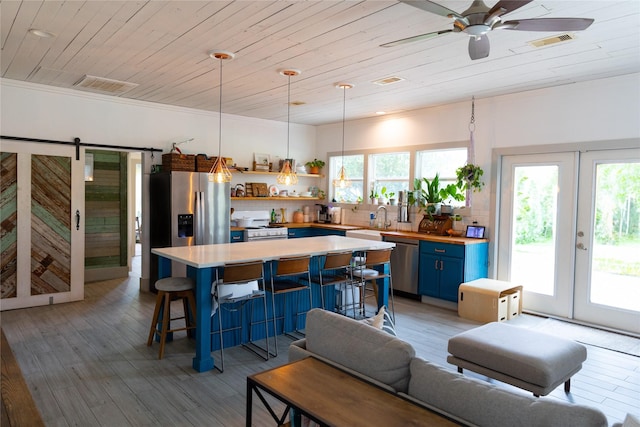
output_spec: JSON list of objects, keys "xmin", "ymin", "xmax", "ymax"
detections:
[{"xmin": 232, "ymin": 222, "xmax": 487, "ymax": 245}]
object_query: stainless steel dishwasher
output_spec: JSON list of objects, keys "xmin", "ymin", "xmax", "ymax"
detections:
[{"xmin": 386, "ymin": 236, "xmax": 420, "ymax": 299}]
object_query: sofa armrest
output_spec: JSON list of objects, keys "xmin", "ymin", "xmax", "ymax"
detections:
[{"xmin": 288, "ymin": 339, "xmax": 309, "ymax": 363}]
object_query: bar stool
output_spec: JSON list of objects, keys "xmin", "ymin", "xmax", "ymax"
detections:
[
  {"xmin": 353, "ymin": 248, "xmax": 395, "ymax": 322},
  {"xmin": 316, "ymin": 251, "xmax": 356, "ymax": 317},
  {"xmin": 212, "ymin": 260, "xmax": 271, "ymax": 373},
  {"xmin": 267, "ymin": 255, "xmax": 312, "ymax": 356},
  {"xmin": 147, "ymin": 277, "xmax": 196, "ymax": 359}
]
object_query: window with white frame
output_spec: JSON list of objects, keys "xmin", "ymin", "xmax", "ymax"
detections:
[
  {"xmin": 369, "ymin": 152, "xmax": 410, "ymax": 202},
  {"xmin": 327, "ymin": 145, "xmax": 468, "ymax": 205},
  {"xmin": 329, "ymin": 154, "xmax": 364, "ymax": 202},
  {"xmin": 415, "ymin": 147, "xmax": 468, "ymax": 205}
]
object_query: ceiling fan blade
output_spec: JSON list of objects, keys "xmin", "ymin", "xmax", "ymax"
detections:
[
  {"xmin": 487, "ymin": 0, "xmax": 533, "ymax": 17},
  {"xmin": 380, "ymin": 29, "xmax": 453, "ymax": 48},
  {"xmin": 497, "ymin": 18, "xmax": 594, "ymax": 31},
  {"xmin": 399, "ymin": 0, "xmax": 463, "ymax": 19},
  {"xmin": 468, "ymin": 36, "xmax": 490, "ymax": 60}
]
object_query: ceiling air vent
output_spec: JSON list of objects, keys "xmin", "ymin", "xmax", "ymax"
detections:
[
  {"xmin": 528, "ymin": 33, "xmax": 575, "ymax": 48},
  {"xmin": 73, "ymin": 75, "xmax": 138, "ymax": 95},
  {"xmin": 372, "ymin": 76, "xmax": 405, "ymax": 86}
]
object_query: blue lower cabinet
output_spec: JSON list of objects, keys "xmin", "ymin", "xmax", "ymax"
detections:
[
  {"xmin": 230, "ymin": 230, "xmax": 244, "ymax": 243},
  {"xmin": 418, "ymin": 241, "xmax": 488, "ymax": 302},
  {"xmin": 288, "ymin": 228, "xmax": 312, "ymax": 238},
  {"xmin": 311, "ymin": 228, "xmax": 345, "ymax": 237}
]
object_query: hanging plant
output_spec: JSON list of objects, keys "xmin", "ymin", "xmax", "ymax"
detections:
[{"xmin": 456, "ymin": 163, "xmax": 485, "ymax": 192}]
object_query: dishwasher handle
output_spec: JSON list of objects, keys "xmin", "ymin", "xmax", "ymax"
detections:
[{"xmin": 385, "ymin": 237, "xmax": 419, "ymax": 246}]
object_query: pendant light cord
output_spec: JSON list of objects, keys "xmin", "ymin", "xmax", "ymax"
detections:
[
  {"xmin": 218, "ymin": 60, "xmax": 223, "ymax": 158},
  {"xmin": 341, "ymin": 85, "xmax": 346, "ymax": 168},
  {"xmin": 287, "ymin": 74, "xmax": 291, "ymax": 158}
]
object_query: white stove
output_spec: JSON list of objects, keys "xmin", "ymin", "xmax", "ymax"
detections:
[{"xmin": 232, "ymin": 210, "xmax": 288, "ymax": 241}]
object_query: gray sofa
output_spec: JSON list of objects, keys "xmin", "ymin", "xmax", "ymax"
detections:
[{"xmin": 289, "ymin": 308, "xmax": 609, "ymax": 427}]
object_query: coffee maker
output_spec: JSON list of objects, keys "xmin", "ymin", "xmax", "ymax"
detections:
[{"xmin": 316, "ymin": 204, "xmax": 330, "ymax": 223}]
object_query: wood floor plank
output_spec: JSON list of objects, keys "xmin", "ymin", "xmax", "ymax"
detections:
[{"xmin": 1, "ymin": 262, "xmax": 638, "ymax": 426}]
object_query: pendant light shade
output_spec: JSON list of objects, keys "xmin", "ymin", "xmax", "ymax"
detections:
[
  {"xmin": 333, "ymin": 83, "xmax": 353, "ymax": 188},
  {"xmin": 208, "ymin": 50, "xmax": 235, "ymax": 183},
  {"xmin": 277, "ymin": 69, "xmax": 301, "ymax": 186}
]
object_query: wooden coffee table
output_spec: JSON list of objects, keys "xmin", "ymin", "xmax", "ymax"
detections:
[{"xmin": 246, "ymin": 356, "xmax": 459, "ymax": 427}]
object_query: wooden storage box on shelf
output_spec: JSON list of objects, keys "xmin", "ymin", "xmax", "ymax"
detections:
[{"xmin": 162, "ymin": 153, "xmax": 195, "ymax": 172}]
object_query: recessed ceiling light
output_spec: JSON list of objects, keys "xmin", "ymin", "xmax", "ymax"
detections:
[
  {"xmin": 28, "ymin": 28, "xmax": 56, "ymax": 38},
  {"xmin": 376, "ymin": 111, "xmax": 386, "ymax": 115}
]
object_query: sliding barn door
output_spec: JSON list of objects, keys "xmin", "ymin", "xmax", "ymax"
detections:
[{"xmin": 1, "ymin": 140, "xmax": 84, "ymax": 310}]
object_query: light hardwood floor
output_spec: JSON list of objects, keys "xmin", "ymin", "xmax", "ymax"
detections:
[{"xmin": 1, "ymin": 268, "xmax": 638, "ymax": 426}]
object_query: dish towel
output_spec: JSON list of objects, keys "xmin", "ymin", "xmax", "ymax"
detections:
[{"xmin": 210, "ymin": 279, "xmax": 259, "ymax": 316}]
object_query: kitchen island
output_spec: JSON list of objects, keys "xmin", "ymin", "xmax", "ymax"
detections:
[{"xmin": 152, "ymin": 235, "xmax": 395, "ymax": 372}]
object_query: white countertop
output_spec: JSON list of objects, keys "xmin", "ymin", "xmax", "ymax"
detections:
[{"xmin": 151, "ymin": 235, "xmax": 395, "ymax": 268}]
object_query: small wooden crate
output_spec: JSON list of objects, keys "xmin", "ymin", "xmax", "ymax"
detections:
[
  {"xmin": 195, "ymin": 154, "xmax": 217, "ymax": 172},
  {"xmin": 162, "ymin": 153, "xmax": 195, "ymax": 172}
]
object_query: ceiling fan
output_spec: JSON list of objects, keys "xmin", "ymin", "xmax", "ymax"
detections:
[{"xmin": 381, "ymin": 0, "xmax": 594, "ymax": 60}]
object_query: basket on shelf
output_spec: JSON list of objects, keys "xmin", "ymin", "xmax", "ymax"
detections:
[
  {"xmin": 162, "ymin": 153, "xmax": 195, "ymax": 172},
  {"xmin": 195, "ymin": 154, "xmax": 217, "ymax": 172}
]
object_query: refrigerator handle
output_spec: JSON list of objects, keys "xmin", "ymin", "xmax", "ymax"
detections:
[{"xmin": 195, "ymin": 191, "xmax": 204, "ymax": 245}]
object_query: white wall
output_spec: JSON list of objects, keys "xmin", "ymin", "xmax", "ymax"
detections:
[
  {"xmin": 316, "ymin": 73, "xmax": 640, "ymax": 227},
  {"xmin": 0, "ymin": 79, "xmax": 317, "ymax": 167}
]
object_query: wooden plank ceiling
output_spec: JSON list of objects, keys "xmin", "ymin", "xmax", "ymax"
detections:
[{"xmin": 1, "ymin": 1, "xmax": 639, "ymax": 125}]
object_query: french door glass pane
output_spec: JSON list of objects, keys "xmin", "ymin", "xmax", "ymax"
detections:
[
  {"xmin": 511, "ymin": 166, "xmax": 558, "ymax": 296},
  {"xmin": 590, "ymin": 162, "xmax": 640, "ymax": 311}
]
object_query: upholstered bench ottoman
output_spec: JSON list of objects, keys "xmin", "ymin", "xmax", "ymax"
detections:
[{"xmin": 447, "ymin": 322, "xmax": 587, "ymax": 396}]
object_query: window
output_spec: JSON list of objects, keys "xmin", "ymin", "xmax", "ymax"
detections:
[
  {"xmin": 329, "ymin": 154, "xmax": 364, "ymax": 202},
  {"xmin": 327, "ymin": 144, "xmax": 468, "ymax": 205},
  {"xmin": 369, "ymin": 152, "xmax": 409, "ymax": 201},
  {"xmin": 416, "ymin": 147, "xmax": 467, "ymax": 205}
]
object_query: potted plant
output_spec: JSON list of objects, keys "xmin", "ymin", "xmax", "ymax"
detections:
[
  {"xmin": 456, "ymin": 163, "xmax": 485, "ymax": 192},
  {"xmin": 379, "ymin": 187, "xmax": 396, "ymax": 205},
  {"xmin": 305, "ymin": 158, "xmax": 325, "ymax": 174},
  {"xmin": 416, "ymin": 174, "xmax": 464, "ymax": 215},
  {"xmin": 369, "ymin": 186, "xmax": 379, "ymax": 205}
]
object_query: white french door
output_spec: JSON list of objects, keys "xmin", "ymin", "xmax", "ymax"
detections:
[
  {"xmin": 498, "ymin": 148, "xmax": 640, "ymax": 334},
  {"xmin": 498, "ymin": 152, "xmax": 578, "ymax": 317},
  {"xmin": 573, "ymin": 149, "xmax": 640, "ymax": 333},
  {"xmin": 0, "ymin": 140, "xmax": 85, "ymax": 310}
]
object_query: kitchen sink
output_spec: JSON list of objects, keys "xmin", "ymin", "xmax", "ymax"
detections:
[{"xmin": 345, "ymin": 229, "xmax": 383, "ymax": 241}]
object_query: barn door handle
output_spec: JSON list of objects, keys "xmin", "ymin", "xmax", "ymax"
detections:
[{"xmin": 76, "ymin": 210, "xmax": 80, "ymax": 230}]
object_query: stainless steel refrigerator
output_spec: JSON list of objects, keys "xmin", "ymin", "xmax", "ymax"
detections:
[{"xmin": 149, "ymin": 171, "xmax": 230, "ymax": 288}]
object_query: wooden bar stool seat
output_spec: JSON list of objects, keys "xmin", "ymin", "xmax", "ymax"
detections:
[{"xmin": 146, "ymin": 277, "xmax": 196, "ymax": 359}]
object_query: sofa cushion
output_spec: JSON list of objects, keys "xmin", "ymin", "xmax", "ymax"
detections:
[
  {"xmin": 304, "ymin": 308, "xmax": 414, "ymax": 392},
  {"xmin": 407, "ymin": 357, "xmax": 608, "ymax": 427}
]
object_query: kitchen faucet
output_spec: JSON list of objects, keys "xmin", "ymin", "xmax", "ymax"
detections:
[{"xmin": 376, "ymin": 205, "xmax": 392, "ymax": 230}]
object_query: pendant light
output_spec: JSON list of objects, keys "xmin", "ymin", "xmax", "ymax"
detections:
[
  {"xmin": 277, "ymin": 69, "xmax": 301, "ymax": 186},
  {"xmin": 208, "ymin": 50, "xmax": 235, "ymax": 183},
  {"xmin": 333, "ymin": 83, "xmax": 353, "ymax": 188}
]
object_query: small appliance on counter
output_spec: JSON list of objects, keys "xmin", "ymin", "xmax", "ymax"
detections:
[
  {"xmin": 397, "ymin": 190, "xmax": 410, "ymax": 223},
  {"xmin": 316, "ymin": 204, "xmax": 331, "ymax": 223}
]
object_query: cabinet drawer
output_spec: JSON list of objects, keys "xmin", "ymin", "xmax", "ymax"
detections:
[{"xmin": 420, "ymin": 241, "xmax": 464, "ymax": 258}]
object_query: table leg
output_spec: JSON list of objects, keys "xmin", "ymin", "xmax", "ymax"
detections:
[
  {"xmin": 189, "ymin": 266, "xmax": 215, "ymax": 372},
  {"xmin": 246, "ymin": 380, "xmax": 253, "ymax": 427}
]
